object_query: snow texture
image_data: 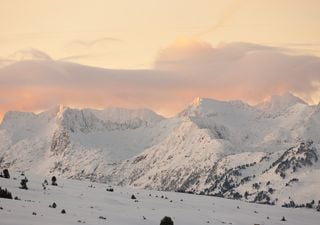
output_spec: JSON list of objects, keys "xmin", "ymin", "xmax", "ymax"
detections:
[{"xmin": 0, "ymin": 173, "xmax": 319, "ymax": 225}]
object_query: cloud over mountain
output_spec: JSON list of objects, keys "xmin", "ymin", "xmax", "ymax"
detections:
[
  {"xmin": 1, "ymin": 40, "xmax": 320, "ymax": 120},
  {"xmin": 155, "ymin": 39, "xmax": 320, "ymax": 103}
]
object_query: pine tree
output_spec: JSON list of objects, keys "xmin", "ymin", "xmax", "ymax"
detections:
[{"xmin": 51, "ymin": 176, "xmax": 57, "ymax": 186}]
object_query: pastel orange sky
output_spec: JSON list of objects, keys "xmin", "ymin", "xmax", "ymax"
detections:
[
  {"xmin": 1, "ymin": 0, "xmax": 320, "ymax": 120},
  {"xmin": 1, "ymin": 0, "xmax": 320, "ymax": 68}
]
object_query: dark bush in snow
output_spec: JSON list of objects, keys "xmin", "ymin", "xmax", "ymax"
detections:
[
  {"xmin": 268, "ymin": 188, "xmax": 274, "ymax": 194},
  {"xmin": 160, "ymin": 216, "xmax": 174, "ymax": 225},
  {"xmin": 98, "ymin": 216, "xmax": 106, "ymax": 220},
  {"xmin": 0, "ymin": 187, "xmax": 13, "ymax": 199},
  {"xmin": 306, "ymin": 200, "xmax": 315, "ymax": 208},
  {"xmin": 20, "ymin": 177, "xmax": 28, "ymax": 190},
  {"xmin": 106, "ymin": 187, "xmax": 114, "ymax": 192},
  {"xmin": 252, "ymin": 183, "xmax": 260, "ymax": 190},
  {"xmin": 3, "ymin": 169, "xmax": 10, "ymax": 179},
  {"xmin": 254, "ymin": 191, "xmax": 271, "ymax": 204},
  {"xmin": 51, "ymin": 176, "xmax": 58, "ymax": 186},
  {"xmin": 49, "ymin": 202, "xmax": 57, "ymax": 208},
  {"xmin": 316, "ymin": 203, "xmax": 320, "ymax": 212}
]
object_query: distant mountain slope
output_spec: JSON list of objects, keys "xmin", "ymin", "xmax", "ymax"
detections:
[{"xmin": 0, "ymin": 92, "xmax": 320, "ymax": 208}]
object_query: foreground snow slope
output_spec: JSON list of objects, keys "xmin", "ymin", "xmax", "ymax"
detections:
[
  {"xmin": 0, "ymin": 92, "xmax": 320, "ymax": 207},
  {"xmin": 0, "ymin": 173, "xmax": 319, "ymax": 225}
]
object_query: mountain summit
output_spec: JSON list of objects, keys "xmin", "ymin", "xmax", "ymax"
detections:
[{"xmin": 256, "ymin": 92, "xmax": 307, "ymax": 112}]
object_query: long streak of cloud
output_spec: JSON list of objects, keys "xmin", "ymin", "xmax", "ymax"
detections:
[{"xmin": 69, "ymin": 37, "xmax": 123, "ymax": 47}]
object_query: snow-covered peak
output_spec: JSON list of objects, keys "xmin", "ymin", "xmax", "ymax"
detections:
[
  {"xmin": 0, "ymin": 111, "xmax": 37, "ymax": 129},
  {"xmin": 37, "ymin": 104, "xmax": 67, "ymax": 119},
  {"xmin": 1, "ymin": 110, "xmax": 35, "ymax": 121},
  {"xmin": 0, "ymin": 109, "xmax": 57, "ymax": 143},
  {"xmin": 0, "ymin": 105, "xmax": 164, "ymax": 135},
  {"xmin": 90, "ymin": 107, "xmax": 164, "ymax": 125},
  {"xmin": 179, "ymin": 97, "xmax": 252, "ymax": 118},
  {"xmin": 49, "ymin": 106, "xmax": 164, "ymax": 133},
  {"xmin": 191, "ymin": 97, "xmax": 206, "ymax": 106},
  {"xmin": 257, "ymin": 92, "xmax": 307, "ymax": 112}
]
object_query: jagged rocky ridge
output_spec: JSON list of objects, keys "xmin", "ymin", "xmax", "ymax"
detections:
[{"xmin": 0, "ymin": 93, "xmax": 320, "ymax": 209}]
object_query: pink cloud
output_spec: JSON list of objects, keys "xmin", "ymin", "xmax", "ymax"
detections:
[{"xmin": 1, "ymin": 40, "xmax": 320, "ymax": 120}]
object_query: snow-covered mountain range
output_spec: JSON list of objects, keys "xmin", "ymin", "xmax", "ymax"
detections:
[{"xmin": 1, "ymin": 92, "xmax": 320, "ymax": 208}]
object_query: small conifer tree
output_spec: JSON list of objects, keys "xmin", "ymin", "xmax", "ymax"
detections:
[
  {"xmin": 3, "ymin": 169, "xmax": 10, "ymax": 179},
  {"xmin": 20, "ymin": 177, "xmax": 28, "ymax": 190},
  {"xmin": 51, "ymin": 176, "xmax": 57, "ymax": 186}
]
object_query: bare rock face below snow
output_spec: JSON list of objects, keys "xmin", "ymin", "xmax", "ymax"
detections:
[{"xmin": 1, "ymin": 93, "xmax": 320, "ymax": 209}]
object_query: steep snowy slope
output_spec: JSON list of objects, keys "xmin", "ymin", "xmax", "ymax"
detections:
[
  {"xmin": 106, "ymin": 94, "xmax": 320, "ymax": 208},
  {"xmin": 1, "ymin": 92, "xmax": 320, "ymax": 209}
]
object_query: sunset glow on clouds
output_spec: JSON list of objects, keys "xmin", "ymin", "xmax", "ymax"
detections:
[
  {"xmin": 1, "ymin": 39, "xmax": 320, "ymax": 120},
  {"xmin": 1, "ymin": 0, "xmax": 320, "ymax": 119}
]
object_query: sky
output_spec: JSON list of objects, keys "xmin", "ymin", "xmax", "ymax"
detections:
[{"xmin": 1, "ymin": 0, "xmax": 320, "ymax": 119}]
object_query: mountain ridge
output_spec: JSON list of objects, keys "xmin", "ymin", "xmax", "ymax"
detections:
[{"xmin": 1, "ymin": 93, "xmax": 319, "ymax": 209}]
